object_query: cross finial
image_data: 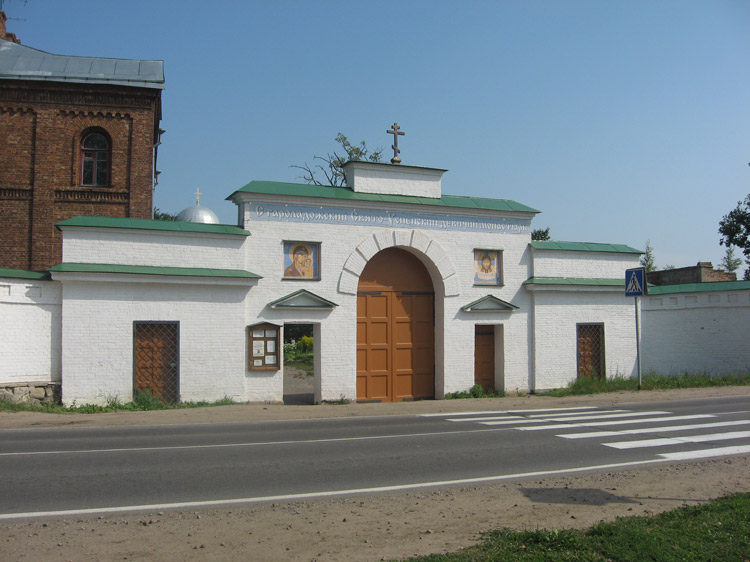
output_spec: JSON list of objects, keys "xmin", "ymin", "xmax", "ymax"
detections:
[
  {"xmin": 194, "ymin": 188, "xmax": 202, "ymax": 205},
  {"xmin": 387, "ymin": 122, "xmax": 405, "ymax": 164}
]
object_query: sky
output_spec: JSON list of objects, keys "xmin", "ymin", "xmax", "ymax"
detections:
[{"xmin": 5, "ymin": 0, "xmax": 750, "ymax": 274}]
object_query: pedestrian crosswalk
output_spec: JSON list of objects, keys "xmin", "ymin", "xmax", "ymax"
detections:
[{"xmin": 421, "ymin": 406, "xmax": 750, "ymax": 461}]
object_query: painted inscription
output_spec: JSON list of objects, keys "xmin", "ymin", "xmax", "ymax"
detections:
[{"xmin": 249, "ymin": 203, "xmax": 531, "ymax": 234}]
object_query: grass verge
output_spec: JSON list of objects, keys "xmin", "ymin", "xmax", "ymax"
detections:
[
  {"xmin": 0, "ymin": 392, "xmax": 235, "ymax": 414},
  {"xmin": 445, "ymin": 384, "xmax": 506, "ymax": 400},
  {"xmin": 401, "ymin": 492, "xmax": 750, "ymax": 561},
  {"xmin": 544, "ymin": 372, "xmax": 750, "ymax": 397}
]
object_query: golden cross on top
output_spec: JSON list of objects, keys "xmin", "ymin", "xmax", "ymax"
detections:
[
  {"xmin": 387, "ymin": 122, "xmax": 405, "ymax": 164},
  {"xmin": 194, "ymin": 188, "xmax": 202, "ymax": 205}
]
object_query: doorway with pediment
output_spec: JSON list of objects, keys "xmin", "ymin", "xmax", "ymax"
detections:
[{"xmin": 356, "ymin": 247, "xmax": 435, "ymax": 402}]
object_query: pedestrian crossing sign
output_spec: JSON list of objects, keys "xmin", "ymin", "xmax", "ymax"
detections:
[{"xmin": 625, "ymin": 267, "xmax": 647, "ymax": 297}]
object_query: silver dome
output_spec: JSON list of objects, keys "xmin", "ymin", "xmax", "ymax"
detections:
[{"xmin": 176, "ymin": 204, "xmax": 220, "ymax": 224}]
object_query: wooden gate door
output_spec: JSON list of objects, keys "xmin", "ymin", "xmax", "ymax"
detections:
[
  {"xmin": 134, "ymin": 322, "xmax": 179, "ymax": 403},
  {"xmin": 474, "ymin": 325, "xmax": 495, "ymax": 392},
  {"xmin": 577, "ymin": 324, "xmax": 604, "ymax": 379},
  {"xmin": 357, "ymin": 248, "xmax": 434, "ymax": 402}
]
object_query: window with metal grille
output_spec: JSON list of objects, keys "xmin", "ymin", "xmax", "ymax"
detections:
[
  {"xmin": 133, "ymin": 322, "xmax": 179, "ymax": 403},
  {"xmin": 576, "ymin": 323, "xmax": 605, "ymax": 379}
]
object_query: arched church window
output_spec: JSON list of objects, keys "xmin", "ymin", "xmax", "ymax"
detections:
[{"xmin": 80, "ymin": 131, "xmax": 110, "ymax": 187}]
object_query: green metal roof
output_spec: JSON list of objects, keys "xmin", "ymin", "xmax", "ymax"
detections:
[
  {"xmin": 524, "ymin": 277, "xmax": 625, "ymax": 287},
  {"xmin": 648, "ymin": 280, "xmax": 750, "ymax": 295},
  {"xmin": 0, "ymin": 268, "xmax": 51, "ymax": 280},
  {"xmin": 530, "ymin": 241, "xmax": 642, "ymax": 254},
  {"xmin": 229, "ymin": 181, "xmax": 540, "ymax": 214},
  {"xmin": 49, "ymin": 263, "xmax": 261, "ymax": 279},
  {"xmin": 56, "ymin": 216, "xmax": 250, "ymax": 236}
]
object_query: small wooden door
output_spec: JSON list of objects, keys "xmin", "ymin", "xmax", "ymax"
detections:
[
  {"xmin": 577, "ymin": 324, "xmax": 604, "ymax": 379},
  {"xmin": 474, "ymin": 325, "xmax": 495, "ymax": 392},
  {"xmin": 134, "ymin": 322, "xmax": 179, "ymax": 403},
  {"xmin": 357, "ymin": 248, "xmax": 434, "ymax": 402}
]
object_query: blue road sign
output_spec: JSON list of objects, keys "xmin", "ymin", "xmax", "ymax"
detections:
[{"xmin": 625, "ymin": 267, "xmax": 646, "ymax": 297}]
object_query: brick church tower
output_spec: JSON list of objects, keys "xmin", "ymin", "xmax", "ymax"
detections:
[{"xmin": 0, "ymin": 12, "xmax": 164, "ymax": 271}]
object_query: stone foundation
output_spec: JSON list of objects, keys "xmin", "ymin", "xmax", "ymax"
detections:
[{"xmin": 0, "ymin": 382, "xmax": 61, "ymax": 405}]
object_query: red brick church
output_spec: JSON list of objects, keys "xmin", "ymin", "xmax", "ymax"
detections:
[{"xmin": 0, "ymin": 11, "xmax": 164, "ymax": 270}]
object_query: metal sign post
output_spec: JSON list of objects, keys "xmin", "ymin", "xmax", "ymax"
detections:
[{"xmin": 625, "ymin": 268, "xmax": 647, "ymax": 390}]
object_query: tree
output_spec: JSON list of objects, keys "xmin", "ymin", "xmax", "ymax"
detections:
[
  {"xmin": 640, "ymin": 240, "xmax": 657, "ymax": 272},
  {"xmin": 153, "ymin": 207, "xmax": 178, "ymax": 221},
  {"xmin": 719, "ymin": 195, "xmax": 750, "ymax": 279},
  {"xmin": 531, "ymin": 227, "xmax": 551, "ymax": 241},
  {"xmin": 292, "ymin": 133, "xmax": 383, "ymax": 187},
  {"xmin": 720, "ymin": 245, "xmax": 743, "ymax": 273}
]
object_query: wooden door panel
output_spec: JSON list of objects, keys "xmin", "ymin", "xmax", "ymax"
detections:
[{"xmin": 474, "ymin": 326, "xmax": 495, "ymax": 392}]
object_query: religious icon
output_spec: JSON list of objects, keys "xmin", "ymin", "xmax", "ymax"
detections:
[
  {"xmin": 474, "ymin": 249, "xmax": 502, "ymax": 285},
  {"xmin": 283, "ymin": 242, "xmax": 320, "ymax": 279}
]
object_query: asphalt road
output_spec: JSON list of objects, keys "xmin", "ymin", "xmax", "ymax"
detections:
[{"xmin": 1, "ymin": 395, "xmax": 749, "ymax": 518}]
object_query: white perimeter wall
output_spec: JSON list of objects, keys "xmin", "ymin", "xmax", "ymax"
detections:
[
  {"xmin": 60, "ymin": 279, "xmax": 250, "ymax": 406},
  {"xmin": 240, "ymin": 197, "xmax": 535, "ymax": 401},
  {"xmin": 530, "ymin": 288, "xmax": 638, "ymax": 390},
  {"xmin": 641, "ymin": 289, "xmax": 750, "ymax": 375},
  {"xmin": 532, "ymin": 249, "xmax": 638, "ymax": 278},
  {"xmin": 0, "ymin": 278, "xmax": 61, "ymax": 384},
  {"xmin": 62, "ymin": 229, "xmax": 246, "ymax": 269}
]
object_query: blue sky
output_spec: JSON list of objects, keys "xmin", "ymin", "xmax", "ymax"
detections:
[{"xmin": 6, "ymin": 0, "xmax": 750, "ymax": 273}]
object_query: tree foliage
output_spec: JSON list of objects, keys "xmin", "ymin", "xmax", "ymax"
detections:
[
  {"xmin": 292, "ymin": 133, "xmax": 383, "ymax": 187},
  {"xmin": 153, "ymin": 207, "xmax": 179, "ymax": 221},
  {"xmin": 719, "ymin": 195, "xmax": 750, "ymax": 279},
  {"xmin": 640, "ymin": 240, "xmax": 657, "ymax": 272},
  {"xmin": 531, "ymin": 227, "xmax": 551, "ymax": 241},
  {"xmin": 720, "ymin": 246, "xmax": 743, "ymax": 273}
]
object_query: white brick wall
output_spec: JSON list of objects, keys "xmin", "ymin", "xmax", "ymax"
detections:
[
  {"xmin": 0, "ymin": 279, "xmax": 61, "ymax": 384},
  {"xmin": 62, "ymin": 229, "xmax": 247, "ymax": 270},
  {"xmin": 238, "ymin": 195, "xmax": 535, "ymax": 400},
  {"xmin": 642, "ymin": 289, "xmax": 750, "ymax": 375},
  {"xmin": 532, "ymin": 249, "xmax": 638, "ymax": 279},
  {"xmin": 530, "ymin": 287, "xmax": 638, "ymax": 390},
  {"xmin": 60, "ymin": 279, "xmax": 250, "ymax": 406}
]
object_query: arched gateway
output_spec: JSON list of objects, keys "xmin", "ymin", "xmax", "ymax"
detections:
[{"xmin": 356, "ymin": 247, "xmax": 435, "ymax": 402}]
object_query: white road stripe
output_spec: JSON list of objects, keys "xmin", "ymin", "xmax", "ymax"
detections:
[
  {"xmin": 659, "ymin": 445, "xmax": 750, "ymax": 460},
  {"xmin": 446, "ymin": 416, "xmax": 524, "ymax": 422},
  {"xmin": 0, "ymin": 457, "xmax": 670, "ymax": 521},
  {"xmin": 526, "ymin": 409, "xmax": 629, "ymax": 418},
  {"xmin": 558, "ymin": 420, "xmax": 750, "ymax": 439},
  {"xmin": 418, "ymin": 406, "xmax": 598, "ymax": 418},
  {"xmin": 605, "ymin": 431, "xmax": 750, "ymax": 449},
  {"xmin": 516, "ymin": 414, "xmax": 716, "ymax": 430},
  {"xmin": 0, "ymin": 427, "xmax": 521, "ymax": 457}
]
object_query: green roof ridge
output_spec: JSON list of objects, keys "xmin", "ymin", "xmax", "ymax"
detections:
[
  {"xmin": 229, "ymin": 180, "xmax": 540, "ymax": 214},
  {"xmin": 648, "ymin": 280, "xmax": 750, "ymax": 295},
  {"xmin": 56, "ymin": 216, "xmax": 250, "ymax": 236},
  {"xmin": 0, "ymin": 268, "xmax": 51, "ymax": 280},
  {"xmin": 524, "ymin": 277, "xmax": 624, "ymax": 286},
  {"xmin": 49, "ymin": 263, "xmax": 261, "ymax": 279},
  {"xmin": 530, "ymin": 241, "xmax": 643, "ymax": 254}
]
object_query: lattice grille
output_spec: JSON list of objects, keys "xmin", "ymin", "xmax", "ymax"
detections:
[
  {"xmin": 134, "ymin": 322, "xmax": 179, "ymax": 403},
  {"xmin": 577, "ymin": 324, "xmax": 604, "ymax": 379}
]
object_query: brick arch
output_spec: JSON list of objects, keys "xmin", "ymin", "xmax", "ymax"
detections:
[{"xmin": 338, "ymin": 229, "xmax": 460, "ymax": 296}]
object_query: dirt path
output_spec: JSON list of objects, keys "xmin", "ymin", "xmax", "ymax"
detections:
[{"xmin": 2, "ymin": 387, "xmax": 749, "ymax": 561}]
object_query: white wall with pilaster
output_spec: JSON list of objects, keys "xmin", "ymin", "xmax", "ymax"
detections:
[
  {"xmin": 0, "ymin": 278, "xmax": 61, "ymax": 384},
  {"xmin": 58, "ymin": 277, "xmax": 250, "ymax": 406},
  {"xmin": 529, "ymin": 287, "xmax": 638, "ymax": 390}
]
